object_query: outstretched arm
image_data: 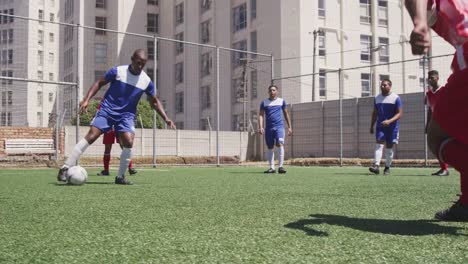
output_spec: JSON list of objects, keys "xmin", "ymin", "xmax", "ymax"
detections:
[
  {"xmin": 150, "ymin": 95, "xmax": 176, "ymax": 129},
  {"xmin": 80, "ymin": 77, "xmax": 110, "ymax": 113},
  {"xmin": 405, "ymin": 0, "xmax": 431, "ymax": 55}
]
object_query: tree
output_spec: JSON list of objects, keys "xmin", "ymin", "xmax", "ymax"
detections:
[{"xmin": 71, "ymin": 99, "xmax": 100, "ymax": 126}]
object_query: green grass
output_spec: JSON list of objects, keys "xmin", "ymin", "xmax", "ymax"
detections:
[{"xmin": 1, "ymin": 166, "xmax": 468, "ymax": 263}]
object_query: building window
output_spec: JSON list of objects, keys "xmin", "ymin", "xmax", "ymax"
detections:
[
  {"xmin": 38, "ymin": 9, "xmax": 44, "ymax": 22},
  {"xmin": 175, "ymin": 62, "xmax": 183, "ymax": 84},
  {"xmin": 38, "ymin": 30, "xmax": 44, "ymax": 45},
  {"xmin": 94, "ymin": 70, "xmax": 106, "ymax": 82},
  {"xmin": 251, "ymin": 0, "xmax": 257, "ymax": 20},
  {"xmin": 200, "ymin": 85, "xmax": 211, "ymax": 110},
  {"xmin": 175, "ymin": 3, "xmax": 184, "ymax": 25},
  {"xmin": 7, "ymin": 90, "xmax": 12, "ymax": 105},
  {"xmin": 7, "ymin": 49, "xmax": 12, "ymax": 64},
  {"xmin": 251, "ymin": 70, "xmax": 257, "ymax": 99},
  {"xmin": 49, "ymin": 92, "xmax": 53, "ymax": 102},
  {"xmin": 64, "ymin": 25, "xmax": 74, "ymax": 44},
  {"xmin": 175, "ymin": 32, "xmax": 184, "ymax": 55},
  {"xmin": 318, "ymin": 0, "xmax": 325, "ymax": 17},
  {"xmin": 147, "ymin": 40, "xmax": 154, "ymax": 60},
  {"xmin": 49, "ymin": 52, "xmax": 54, "ymax": 64},
  {"xmin": 7, "ymin": 29, "xmax": 13, "ymax": 43},
  {"xmin": 8, "ymin": 9, "xmax": 13, "ymax": 23},
  {"xmin": 360, "ymin": 35, "xmax": 372, "ymax": 61},
  {"xmin": 250, "ymin": 31, "xmax": 257, "ymax": 58},
  {"xmin": 175, "ymin": 92, "xmax": 184, "ymax": 113},
  {"xmin": 95, "ymin": 16, "xmax": 107, "ymax": 35},
  {"xmin": 65, "ymin": 0, "xmax": 74, "ymax": 19},
  {"xmin": 49, "ymin": 72, "xmax": 54, "ymax": 81},
  {"xmin": 96, "ymin": 0, "xmax": 107, "ymax": 9},
  {"xmin": 64, "ymin": 47, "xmax": 73, "ymax": 69},
  {"xmin": 361, "ymin": 73, "xmax": 371, "ymax": 97},
  {"xmin": 1, "ymin": 71, "xmax": 13, "ymax": 85},
  {"xmin": 200, "ymin": 0, "xmax": 211, "ymax": 13},
  {"xmin": 378, "ymin": 0, "xmax": 388, "ymax": 26},
  {"xmin": 49, "ymin": 32, "xmax": 54, "ymax": 42},
  {"xmin": 147, "ymin": 13, "xmax": 159, "ymax": 33},
  {"xmin": 232, "ymin": 39, "xmax": 247, "ymax": 67},
  {"xmin": 50, "ymin": 13, "xmax": 55, "ymax": 22},
  {"xmin": 37, "ymin": 71, "xmax": 43, "ymax": 81},
  {"xmin": 232, "ymin": 77, "xmax": 244, "ymax": 103},
  {"xmin": 318, "ymin": 31, "xmax": 326, "ymax": 56},
  {"xmin": 200, "ymin": 117, "xmax": 211, "ymax": 131},
  {"xmin": 319, "ymin": 69, "xmax": 326, "ymax": 98},
  {"xmin": 37, "ymin": 112, "xmax": 43, "ymax": 127},
  {"xmin": 95, "ymin": 43, "xmax": 107, "ymax": 64},
  {"xmin": 232, "ymin": 114, "xmax": 241, "ymax": 131},
  {"xmin": 148, "ymin": 0, "xmax": 158, "ymax": 5},
  {"xmin": 378, "ymin": 37, "xmax": 389, "ymax": 63},
  {"xmin": 38, "ymin": 51, "xmax": 44, "ymax": 66},
  {"xmin": 200, "ymin": 52, "xmax": 212, "ymax": 77},
  {"xmin": 37, "ymin": 91, "xmax": 43, "ymax": 106},
  {"xmin": 1, "ymin": 50, "xmax": 6, "ymax": 64},
  {"xmin": 360, "ymin": 0, "xmax": 371, "ymax": 24},
  {"xmin": 1, "ymin": 112, "xmax": 12, "ymax": 126},
  {"xmin": 201, "ymin": 19, "xmax": 211, "ymax": 44},
  {"xmin": 233, "ymin": 3, "xmax": 247, "ymax": 32}
]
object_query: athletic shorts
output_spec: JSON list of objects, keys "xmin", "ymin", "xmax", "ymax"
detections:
[
  {"xmin": 430, "ymin": 68, "xmax": 468, "ymax": 145},
  {"xmin": 375, "ymin": 127, "xmax": 399, "ymax": 145},
  {"xmin": 264, "ymin": 126, "xmax": 285, "ymax": 148},
  {"xmin": 102, "ymin": 130, "xmax": 116, "ymax": 145},
  {"xmin": 91, "ymin": 111, "xmax": 136, "ymax": 135}
]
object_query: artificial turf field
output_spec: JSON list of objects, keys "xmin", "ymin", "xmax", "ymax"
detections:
[{"xmin": 1, "ymin": 166, "xmax": 467, "ymax": 263}]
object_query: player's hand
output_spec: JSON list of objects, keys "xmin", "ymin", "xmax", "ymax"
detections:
[
  {"xmin": 287, "ymin": 128, "xmax": 293, "ymax": 136},
  {"xmin": 165, "ymin": 119, "xmax": 176, "ymax": 129},
  {"xmin": 258, "ymin": 128, "xmax": 264, "ymax": 135},
  {"xmin": 409, "ymin": 23, "xmax": 431, "ymax": 55},
  {"xmin": 79, "ymin": 100, "xmax": 89, "ymax": 114},
  {"xmin": 370, "ymin": 127, "xmax": 374, "ymax": 134},
  {"xmin": 381, "ymin": 120, "xmax": 391, "ymax": 127}
]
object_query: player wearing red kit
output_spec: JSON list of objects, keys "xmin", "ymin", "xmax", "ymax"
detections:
[{"xmin": 405, "ymin": 0, "xmax": 468, "ymax": 221}]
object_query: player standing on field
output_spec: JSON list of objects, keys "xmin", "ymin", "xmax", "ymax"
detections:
[
  {"xmin": 405, "ymin": 0, "xmax": 468, "ymax": 221},
  {"xmin": 57, "ymin": 49, "xmax": 175, "ymax": 185},
  {"xmin": 258, "ymin": 85, "xmax": 292, "ymax": 174},
  {"xmin": 369, "ymin": 79, "xmax": 403, "ymax": 176},
  {"xmin": 425, "ymin": 70, "xmax": 449, "ymax": 176}
]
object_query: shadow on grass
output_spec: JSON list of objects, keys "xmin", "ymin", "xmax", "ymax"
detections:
[
  {"xmin": 285, "ymin": 214, "xmax": 467, "ymax": 236},
  {"xmin": 334, "ymin": 172, "xmax": 438, "ymax": 177},
  {"xmin": 53, "ymin": 182, "xmax": 115, "ymax": 186},
  {"xmin": 228, "ymin": 171, "xmax": 270, "ymax": 174}
]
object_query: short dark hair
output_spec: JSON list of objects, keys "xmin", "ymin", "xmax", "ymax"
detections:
[
  {"xmin": 381, "ymin": 78, "xmax": 392, "ymax": 86},
  {"xmin": 268, "ymin": 84, "xmax": 278, "ymax": 90},
  {"xmin": 428, "ymin": 70, "xmax": 439, "ymax": 77}
]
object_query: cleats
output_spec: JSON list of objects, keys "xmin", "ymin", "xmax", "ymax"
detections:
[
  {"xmin": 278, "ymin": 167, "xmax": 287, "ymax": 174},
  {"xmin": 128, "ymin": 168, "xmax": 138, "ymax": 175},
  {"xmin": 435, "ymin": 200, "xmax": 468, "ymax": 222},
  {"xmin": 369, "ymin": 165, "xmax": 380, "ymax": 175},
  {"xmin": 264, "ymin": 168, "xmax": 276, "ymax": 174},
  {"xmin": 97, "ymin": 170, "xmax": 110, "ymax": 176},
  {"xmin": 432, "ymin": 169, "xmax": 449, "ymax": 176},
  {"xmin": 57, "ymin": 167, "xmax": 68, "ymax": 182},
  {"xmin": 383, "ymin": 167, "xmax": 390, "ymax": 175},
  {"xmin": 115, "ymin": 176, "xmax": 133, "ymax": 185}
]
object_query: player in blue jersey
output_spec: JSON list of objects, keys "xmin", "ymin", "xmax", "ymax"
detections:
[
  {"xmin": 57, "ymin": 49, "xmax": 176, "ymax": 185},
  {"xmin": 258, "ymin": 85, "xmax": 292, "ymax": 174},
  {"xmin": 369, "ymin": 79, "xmax": 403, "ymax": 175}
]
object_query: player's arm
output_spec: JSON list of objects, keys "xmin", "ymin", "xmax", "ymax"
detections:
[
  {"xmin": 425, "ymin": 108, "xmax": 432, "ymax": 134},
  {"xmin": 370, "ymin": 106, "xmax": 377, "ymax": 134},
  {"xmin": 382, "ymin": 107, "xmax": 403, "ymax": 127},
  {"xmin": 404, "ymin": 0, "xmax": 431, "ymax": 55},
  {"xmin": 258, "ymin": 109, "xmax": 265, "ymax": 135},
  {"xmin": 282, "ymin": 108, "xmax": 293, "ymax": 136},
  {"xmin": 80, "ymin": 77, "xmax": 110, "ymax": 113},
  {"xmin": 149, "ymin": 95, "xmax": 176, "ymax": 129}
]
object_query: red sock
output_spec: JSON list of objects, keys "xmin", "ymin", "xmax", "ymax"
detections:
[
  {"xmin": 128, "ymin": 160, "xmax": 133, "ymax": 169},
  {"xmin": 441, "ymin": 139, "xmax": 468, "ymax": 205},
  {"xmin": 439, "ymin": 160, "xmax": 448, "ymax": 171},
  {"xmin": 103, "ymin": 154, "xmax": 111, "ymax": 171}
]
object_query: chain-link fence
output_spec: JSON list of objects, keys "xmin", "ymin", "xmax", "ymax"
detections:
[{"xmin": 0, "ymin": 13, "xmax": 274, "ymax": 166}]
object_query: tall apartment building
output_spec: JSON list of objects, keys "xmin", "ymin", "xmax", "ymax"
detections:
[{"xmin": 0, "ymin": 0, "xmax": 60, "ymax": 127}]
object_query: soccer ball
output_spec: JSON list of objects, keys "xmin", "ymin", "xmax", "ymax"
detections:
[{"xmin": 67, "ymin": 166, "xmax": 88, "ymax": 185}]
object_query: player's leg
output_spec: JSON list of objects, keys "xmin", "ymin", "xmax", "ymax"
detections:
[
  {"xmin": 58, "ymin": 125, "xmax": 105, "ymax": 181},
  {"xmin": 275, "ymin": 127, "xmax": 286, "ymax": 174},
  {"xmin": 369, "ymin": 129, "xmax": 385, "ymax": 174},
  {"xmin": 428, "ymin": 117, "xmax": 468, "ymax": 220},
  {"xmin": 115, "ymin": 135, "xmax": 137, "ymax": 175},
  {"xmin": 114, "ymin": 119, "xmax": 135, "ymax": 184},
  {"xmin": 264, "ymin": 128, "xmax": 275, "ymax": 173},
  {"xmin": 99, "ymin": 130, "xmax": 115, "ymax": 176},
  {"xmin": 383, "ymin": 130, "xmax": 398, "ymax": 175}
]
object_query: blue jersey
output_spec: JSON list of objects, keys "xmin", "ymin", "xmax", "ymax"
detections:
[
  {"xmin": 260, "ymin": 98, "xmax": 286, "ymax": 129},
  {"xmin": 99, "ymin": 65, "xmax": 155, "ymax": 119},
  {"xmin": 374, "ymin": 93, "xmax": 402, "ymax": 130}
]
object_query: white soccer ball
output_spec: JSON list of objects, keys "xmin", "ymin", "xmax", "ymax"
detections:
[{"xmin": 67, "ymin": 166, "xmax": 88, "ymax": 185}]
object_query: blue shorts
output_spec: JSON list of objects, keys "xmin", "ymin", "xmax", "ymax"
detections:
[
  {"xmin": 265, "ymin": 127, "xmax": 285, "ymax": 148},
  {"xmin": 91, "ymin": 111, "xmax": 135, "ymax": 134},
  {"xmin": 376, "ymin": 127, "xmax": 399, "ymax": 145}
]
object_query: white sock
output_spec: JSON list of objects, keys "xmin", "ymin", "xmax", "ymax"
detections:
[
  {"xmin": 385, "ymin": 148, "xmax": 394, "ymax": 167},
  {"xmin": 277, "ymin": 145, "xmax": 284, "ymax": 167},
  {"xmin": 64, "ymin": 139, "xmax": 90, "ymax": 168},
  {"xmin": 373, "ymin": 144, "xmax": 384, "ymax": 166},
  {"xmin": 267, "ymin": 148, "xmax": 275, "ymax": 169},
  {"xmin": 117, "ymin": 148, "xmax": 132, "ymax": 177}
]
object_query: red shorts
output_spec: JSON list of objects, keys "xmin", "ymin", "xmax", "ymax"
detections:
[
  {"xmin": 102, "ymin": 130, "xmax": 116, "ymax": 145},
  {"xmin": 430, "ymin": 67, "xmax": 468, "ymax": 145}
]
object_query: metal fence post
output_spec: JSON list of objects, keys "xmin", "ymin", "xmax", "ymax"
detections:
[
  {"xmin": 152, "ymin": 36, "xmax": 158, "ymax": 168},
  {"xmin": 75, "ymin": 23, "xmax": 81, "ymax": 145},
  {"xmin": 422, "ymin": 55, "xmax": 428, "ymax": 166},
  {"xmin": 216, "ymin": 47, "xmax": 220, "ymax": 166},
  {"xmin": 339, "ymin": 69, "xmax": 343, "ymax": 167}
]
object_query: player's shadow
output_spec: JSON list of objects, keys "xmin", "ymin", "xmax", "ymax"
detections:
[
  {"xmin": 284, "ymin": 214, "xmax": 466, "ymax": 237},
  {"xmin": 54, "ymin": 182, "xmax": 115, "ymax": 186}
]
